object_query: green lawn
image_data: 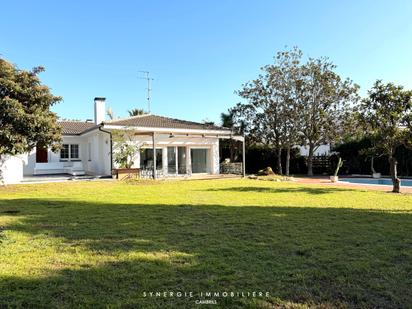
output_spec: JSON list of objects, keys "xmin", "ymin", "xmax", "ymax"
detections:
[{"xmin": 0, "ymin": 179, "xmax": 411, "ymax": 308}]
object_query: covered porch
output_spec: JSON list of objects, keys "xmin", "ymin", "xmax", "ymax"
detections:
[{"xmin": 106, "ymin": 127, "xmax": 246, "ymax": 179}]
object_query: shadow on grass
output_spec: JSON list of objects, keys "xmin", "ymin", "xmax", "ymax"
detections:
[
  {"xmin": 0, "ymin": 199, "xmax": 411, "ymax": 308},
  {"xmin": 204, "ymin": 186, "xmax": 356, "ymax": 195}
]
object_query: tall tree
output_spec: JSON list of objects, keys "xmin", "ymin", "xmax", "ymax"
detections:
[
  {"xmin": 266, "ymin": 47, "xmax": 303, "ymax": 175},
  {"xmin": 128, "ymin": 108, "xmax": 146, "ymax": 116},
  {"xmin": 220, "ymin": 109, "xmax": 245, "ymax": 162},
  {"xmin": 234, "ymin": 48, "xmax": 358, "ymax": 176},
  {"xmin": 0, "ymin": 58, "xmax": 62, "ymax": 183},
  {"xmin": 235, "ymin": 47, "xmax": 304, "ymax": 175},
  {"xmin": 235, "ymin": 76, "xmax": 284, "ymax": 174},
  {"xmin": 358, "ymin": 80, "xmax": 412, "ymax": 193},
  {"xmin": 298, "ymin": 57, "xmax": 359, "ymax": 176}
]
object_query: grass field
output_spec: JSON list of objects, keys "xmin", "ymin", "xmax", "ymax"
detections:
[{"xmin": 0, "ymin": 179, "xmax": 411, "ymax": 308}]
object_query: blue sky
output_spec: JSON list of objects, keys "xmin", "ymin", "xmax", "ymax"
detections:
[{"xmin": 2, "ymin": 1, "xmax": 412, "ymax": 123}]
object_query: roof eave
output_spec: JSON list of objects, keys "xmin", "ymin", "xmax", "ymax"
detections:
[
  {"xmin": 60, "ymin": 124, "xmax": 101, "ymax": 136},
  {"xmin": 102, "ymin": 124, "xmax": 233, "ymax": 136}
]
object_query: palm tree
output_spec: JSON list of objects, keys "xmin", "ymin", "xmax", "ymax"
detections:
[
  {"xmin": 202, "ymin": 118, "xmax": 216, "ymax": 126},
  {"xmin": 106, "ymin": 107, "xmax": 114, "ymax": 120},
  {"xmin": 128, "ymin": 108, "xmax": 147, "ymax": 116},
  {"xmin": 220, "ymin": 111, "xmax": 234, "ymax": 128},
  {"xmin": 220, "ymin": 110, "xmax": 238, "ymax": 162}
]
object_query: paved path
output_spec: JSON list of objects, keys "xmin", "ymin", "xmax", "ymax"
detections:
[{"xmin": 295, "ymin": 176, "xmax": 412, "ymax": 194}]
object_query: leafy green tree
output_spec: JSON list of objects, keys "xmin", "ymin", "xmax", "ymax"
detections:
[
  {"xmin": 128, "ymin": 108, "xmax": 147, "ymax": 116},
  {"xmin": 235, "ymin": 50, "xmax": 359, "ymax": 176},
  {"xmin": 358, "ymin": 80, "xmax": 412, "ymax": 193},
  {"xmin": 112, "ymin": 130, "xmax": 141, "ymax": 169},
  {"xmin": 298, "ymin": 57, "xmax": 359, "ymax": 176},
  {"xmin": 0, "ymin": 58, "xmax": 62, "ymax": 183},
  {"xmin": 235, "ymin": 74, "xmax": 284, "ymax": 174},
  {"xmin": 266, "ymin": 47, "xmax": 303, "ymax": 175},
  {"xmin": 234, "ymin": 47, "xmax": 307, "ymax": 175}
]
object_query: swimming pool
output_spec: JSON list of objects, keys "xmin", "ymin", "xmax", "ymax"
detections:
[{"xmin": 341, "ymin": 177, "xmax": 412, "ymax": 187}]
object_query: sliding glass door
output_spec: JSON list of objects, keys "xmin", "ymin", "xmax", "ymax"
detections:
[
  {"xmin": 140, "ymin": 149, "xmax": 162, "ymax": 170},
  {"xmin": 191, "ymin": 148, "xmax": 209, "ymax": 173},
  {"xmin": 177, "ymin": 147, "xmax": 186, "ymax": 174},
  {"xmin": 167, "ymin": 147, "xmax": 176, "ymax": 174},
  {"xmin": 167, "ymin": 146, "xmax": 187, "ymax": 175}
]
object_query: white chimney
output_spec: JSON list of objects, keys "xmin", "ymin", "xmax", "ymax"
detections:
[{"xmin": 94, "ymin": 97, "xmax": 106, "ymax": 124}]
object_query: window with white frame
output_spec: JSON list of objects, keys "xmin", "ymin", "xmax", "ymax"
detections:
[
  {"xmin": 60, "ymin": 144, "xmax": 69, "ymax": 159},
  {"xmin": 70, "ymin": 144, "xmax": 79, "ymax": 159},
  {"xmin": 60, "ymin": 144, "xmax": 80, "ymax": 160}
]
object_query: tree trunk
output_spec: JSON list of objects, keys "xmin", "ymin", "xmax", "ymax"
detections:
[
  {"xmin": 307, "ymin": 143, "xmax": 314, "ymax": 176},
  {"xmin": 389, "ymin": 156, "xmax": 400, "ymax": 193},
  {"xmin": 285, "ymin": 146, "xmax": 291, "ymax": 176},
  {"xmin": 277, "ymin": 147, "xmax": 282, "ymax": 175},
  {"xmin": 370, "ymin": 156, "xmax": 376, "ymax": 174}
]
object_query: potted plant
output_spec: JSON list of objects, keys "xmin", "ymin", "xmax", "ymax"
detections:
[
  {"xmin": 112, "ymin": 130, "xmax": 141, "ymax": 180},
  {"xmin": 330, "ymin": 157, "xmax": 343, "ymax": 182}
]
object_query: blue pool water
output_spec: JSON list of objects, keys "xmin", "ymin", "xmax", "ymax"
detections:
[{"xmin": 341, "ymin": 178, "xmax": 412, "ymax": 187}]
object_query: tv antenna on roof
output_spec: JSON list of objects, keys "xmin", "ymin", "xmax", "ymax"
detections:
[{"xmin": 138, "ymin": 71, "xmax": 154, "ymax": 113}]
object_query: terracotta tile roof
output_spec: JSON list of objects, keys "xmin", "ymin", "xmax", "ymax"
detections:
[
  {"xmin": 58, "ymin": 121, "xmax": 98, "ymax": 135},
  {"xmin": 107, "ymin": 114, "xmax": 231, "ymax": 131}
]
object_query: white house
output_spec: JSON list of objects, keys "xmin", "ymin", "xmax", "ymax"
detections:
[{"xmin": 0, "ymin": 98, "xmax": 244, "ymax": 184}]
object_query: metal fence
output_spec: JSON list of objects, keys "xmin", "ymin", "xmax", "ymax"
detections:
[
  {"xmin": 139, "ymin": 168, "xmax": 164, "ymax": 179},
  {"xmin": 220, "ymin": 162, "xmax": 243, "ymax": 175}
]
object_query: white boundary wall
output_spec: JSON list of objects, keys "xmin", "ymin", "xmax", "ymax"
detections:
[{"xmin": 0, "ymin": 155, "xmax": 24, "ymax": 184}]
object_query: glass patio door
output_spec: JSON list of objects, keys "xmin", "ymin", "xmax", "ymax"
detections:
[
  {"xmin": 191, "ymin": 149, "xmax": 208, "ymax": 173},
  {"xmin": 167, "ymin": 146, "xmax": 187, "ymax": 175},
  {"xmin": 140, "ymin": 149, "xmax": 162, "ymax": 170},
  {"xmin": 177, "ymin": 147, "xmax": 186, "ymax": 174},
  {"xmin": 167, "ymin": 147, "xmax": 176, "ymax": 174}
]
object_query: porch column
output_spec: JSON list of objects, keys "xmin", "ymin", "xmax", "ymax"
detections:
[
  {"xmin": 175, "ymin": 147, "xmax": 178, "ymax": 176},
  {"xmin": 152, "ymin": 132, "xmax": 156, "ymax": 179},
  {"xmin": 210, "ymin": 141, "xmax": 219, "ymax": 175},
  {"xmin": 162, "ymin": 147, "xmax": 168, "ymax": 176},
  {"xmin": 242, "ymin": 136, "xmax": 246, "ymax": 177}
]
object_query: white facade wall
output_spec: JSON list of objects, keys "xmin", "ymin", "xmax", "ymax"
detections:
[
  {"xmin": 21, "ymin": 137, "xmax": 84, "ymax": 176},
  {"xmin": 19, "ymin": 130, "xmax": 112, "ymax": 178},
  {"xmin": 71, "ymin": 131, "xmax": 111, "ymax": 176},
  {"xmin": 84, "ymin": 133, "xmax": 100, "ymax": 174},
  {"xmin": 0, "ymin": 155, "xmax": 24, "ymax": 184},
  {"xmin": 23, "ymin": 150, "xmax": 35, "ymax": 176}
]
